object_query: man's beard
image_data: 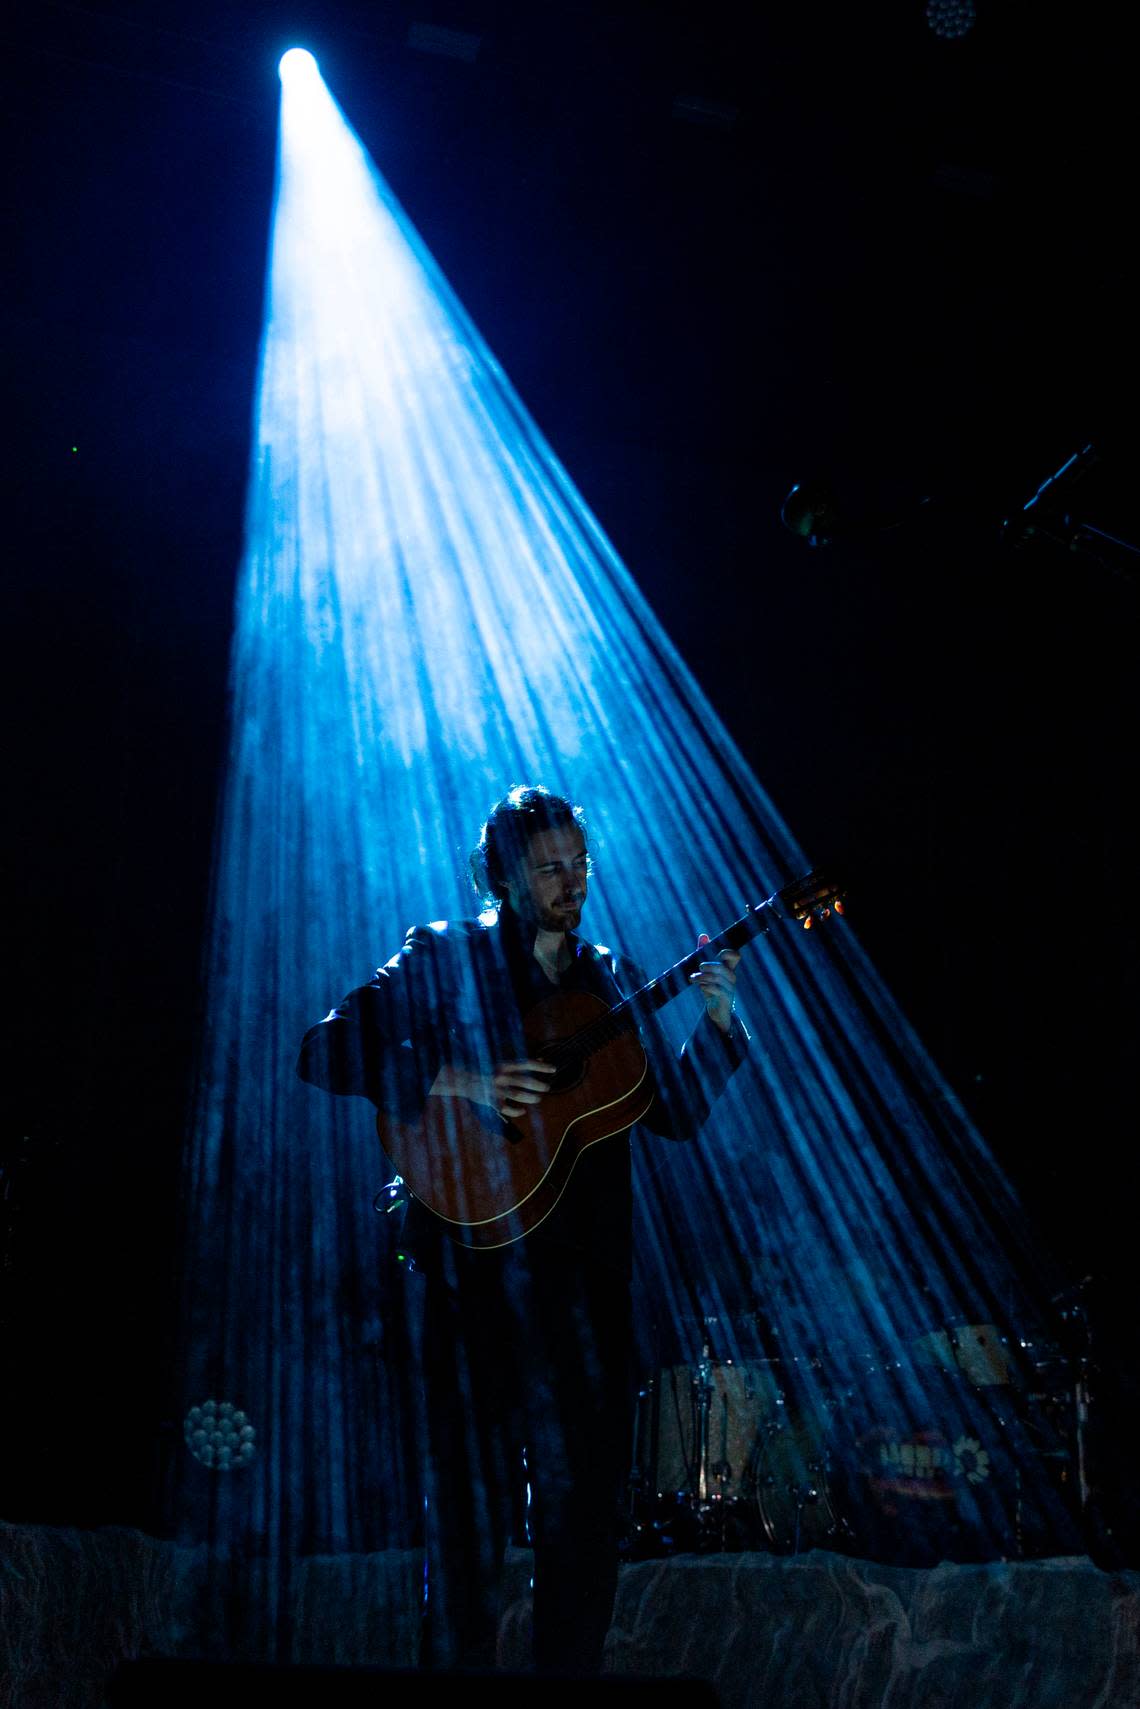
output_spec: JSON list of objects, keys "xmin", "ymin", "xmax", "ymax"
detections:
[{"xmin": 532, "ymin": 898, "xmax": 583, "ymax": 933}]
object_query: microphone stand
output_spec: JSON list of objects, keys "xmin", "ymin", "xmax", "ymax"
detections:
[{"xmin": 782, "ymin": 443, "xmax": 1140, "ymax": 584}]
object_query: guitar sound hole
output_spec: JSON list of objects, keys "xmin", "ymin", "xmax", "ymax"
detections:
[{"xmin": 544, "ymin": 1060, "xmax": 584, "ymax": 1096}]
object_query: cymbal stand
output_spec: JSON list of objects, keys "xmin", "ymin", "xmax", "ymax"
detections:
[
  {"xmin": 1056, "ymin": 1290, "xmax": 1094, "ymax": 1518},
  {"xmin": 695, "ymin": 1342, "xmax": 713, "ymax": 1503}
]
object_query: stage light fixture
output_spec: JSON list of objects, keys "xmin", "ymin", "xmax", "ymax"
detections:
[
  {"xmin": 184, "ymin": 1399, "xmax": 256, "ymax": 1471},
  {"xmin": 925, "ymin": 0, "xmax": 976, "ymax": 39},
  {"xmin": 279, "ymin": 47, "xmax": 319, "ymax": 83}
]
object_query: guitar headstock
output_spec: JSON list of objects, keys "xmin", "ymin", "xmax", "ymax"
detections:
[{"xmin": 774, "ymin": 869, "xmax": 846, "ymax": 930}]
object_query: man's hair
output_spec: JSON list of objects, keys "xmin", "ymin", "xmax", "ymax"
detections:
[{"xmin": 470, "ymin": 785, "xmax": 588, "ymax": 906}]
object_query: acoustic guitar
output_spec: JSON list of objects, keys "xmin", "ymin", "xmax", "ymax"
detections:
[{"xmin": 375, "ymin": 871, "xmax": 843, "ymax": 1249}]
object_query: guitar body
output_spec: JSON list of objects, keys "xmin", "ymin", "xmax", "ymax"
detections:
[
  {"xmin": 376, "ymin": 989, "xmax": 653, "ymax": 1249},
  {"xmin": 373, "ymin": 871, "xmax": 840, "ymax": 1249}
]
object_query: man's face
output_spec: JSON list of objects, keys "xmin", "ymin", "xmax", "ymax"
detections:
[{"xmin": 504, "ymin": 825, "xmax": 589, "ymax": 933}]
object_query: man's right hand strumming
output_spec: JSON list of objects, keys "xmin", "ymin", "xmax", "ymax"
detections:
[{"xmin": 429, "ymin": 1059, "xmax": 556, "ymax": 1119}]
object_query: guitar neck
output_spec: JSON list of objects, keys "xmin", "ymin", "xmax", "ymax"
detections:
[
  {"xmin": 543, "ymin": 871, "xmax": 836, "ymax": 1072},
  {"xmin": 617, "ymin": 897, "xmax": 781, "ymax": 1027}
]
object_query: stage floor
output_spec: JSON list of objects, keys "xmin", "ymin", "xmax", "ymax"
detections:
[{"xmin": 2, "ymin": 1526, "xmax": 1138, "ymax": 1707}]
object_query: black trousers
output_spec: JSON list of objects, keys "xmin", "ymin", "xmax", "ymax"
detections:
[{"xmin": 419, "ymin": 1236, "xmax": 633, "ymax": 1673}]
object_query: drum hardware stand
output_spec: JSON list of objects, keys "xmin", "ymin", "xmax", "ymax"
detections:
[
  {"xmin": 621, "ymin": 1376, "xmax": 658, "ymax": 1559},
  {"xmin": 1056, "ymin": 1287, "xmax": 1095, "ymax": 1523},
  {"xmin": 755, "ymin": 1414, "xmax": 825, "ymax": 1555},
  {"xmin": 694, "ymin": 1342, "xmax": 714, "ymax": 1502},
  {"xmin": 1007, "ymin": 1279, "xmax": 1102, "ymax": 1559},
  {"xmin": 630, "ymin": 1377, "xmax": 654, "ymax": 1511},
  {"xmin": 691, "ymin": 1338, "xmax": 738, "ymax": 1548},
  {"xmin": 1073, "ymin": 1368, "xmax": 1092, "ymax": 1517}
]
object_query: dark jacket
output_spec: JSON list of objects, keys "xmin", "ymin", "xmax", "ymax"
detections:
[{"xmin": 297, "ymin": 911, "xmax": 748, "ymax": 1269}]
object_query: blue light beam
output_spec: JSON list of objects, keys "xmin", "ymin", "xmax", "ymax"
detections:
[{"xmin": 176, "ymin": 59, "xmax": 1065, "ymax": 1592}]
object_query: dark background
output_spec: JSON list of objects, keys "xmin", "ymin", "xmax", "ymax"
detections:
[{"xmin": 3, "ymin": 0, "xmax": 1136, "ymax": 1533}]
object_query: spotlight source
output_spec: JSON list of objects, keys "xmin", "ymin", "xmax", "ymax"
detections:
[{"xmin": 279, "ymin": 47, "xmax": 319, "ymax": 82}]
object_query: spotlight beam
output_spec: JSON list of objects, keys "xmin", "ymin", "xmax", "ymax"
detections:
[{"xmin": 176, "ymin": 55, "xmax": 1059, "ymax": 1573}]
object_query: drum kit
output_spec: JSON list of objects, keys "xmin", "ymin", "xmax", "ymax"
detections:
[{"xmin": 623, "ymin": 1298, "xmax": 1095, "ymax": 1565}]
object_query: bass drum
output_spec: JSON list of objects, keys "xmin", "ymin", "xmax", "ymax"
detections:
[
  {"xmin": 826, "ymin": 1364, "xmax": 1019, "ymax": 1566},
  {"xmin": 746, "ymin": 1366, "xmax": 1021, "ymax": 1563}
]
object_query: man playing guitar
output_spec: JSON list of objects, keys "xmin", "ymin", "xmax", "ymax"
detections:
[{"xmin": 298, "ymin": 785, "xmax": 749, "ymax": 1672}]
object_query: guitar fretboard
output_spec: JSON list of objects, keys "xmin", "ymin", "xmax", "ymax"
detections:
[{"xmin": 542, "ymin": 896, "xmax": 782, "ymax": 1070}]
